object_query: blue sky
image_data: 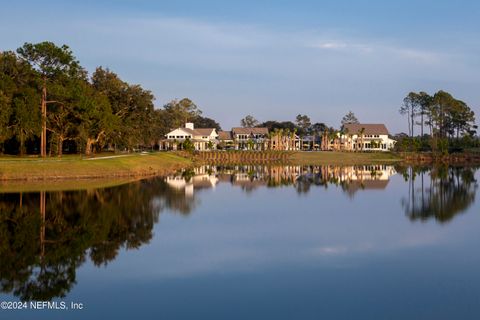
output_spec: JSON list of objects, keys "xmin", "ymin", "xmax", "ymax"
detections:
[{"xmin": 1, "ymin": 0, "xmax": 479, "ymax": 133}]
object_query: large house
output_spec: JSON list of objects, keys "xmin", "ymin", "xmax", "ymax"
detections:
[
  {"xmin": 161, "ymin": 123, "xmax": 218, "ymax": 151},
  {"xmin": 161, "ymin": 122, "xmax": 395, "ymax": 152},
  {"xmin": 339, "ymin": 123, "xmax": 396, "ymax": 152},
  {"xmin": 230, "ymin": 127, "xmax": 269, "ymax": 150}
]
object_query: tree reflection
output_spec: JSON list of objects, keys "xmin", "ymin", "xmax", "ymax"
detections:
[
  {"xmin": 400, "ymin": 165, "xmax": 478, "ymax": 223},
  {"xmin": 0, "ymin": 178, "xmax": 196, "ymax": 301}
]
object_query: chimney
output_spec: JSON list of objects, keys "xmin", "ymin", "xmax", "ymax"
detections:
[{"xmin": 185, "ymin": 122, "xmax": 194, "ymax": 130}]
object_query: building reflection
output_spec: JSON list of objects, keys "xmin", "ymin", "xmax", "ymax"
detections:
[{"xmin": 167, "ymin": 164, "xmax": 397, "ymax": 196}]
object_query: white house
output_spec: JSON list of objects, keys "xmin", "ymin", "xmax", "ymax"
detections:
[
  {"xmin": 341, "ymin": 123, "xmax": 396, "ymax": 151},
  {"xmin": 231, "ymin": 127, "xmax": 269, "ymax": 150},
  {"xmin": 161, "ymin": 123, "xmax": 218, "ymax": 151}
]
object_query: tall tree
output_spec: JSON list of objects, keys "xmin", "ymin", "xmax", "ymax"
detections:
[
  {"xmin": 0, "ymin": 92, "xmax": 11, "ymax": 152},
  {"xmin": 1, "ymin": 50, "xmax": 41, "ymax": 155},
  {"xmin": 75, "ymin": 81, "xmax": 117, "ymax": 156},
  {"xmin": 11, "ymin": 88, "xmax": 41, "ymax": 155},
  {"xmin": 16, "ymin": 42, "xmax": 83, "ymax": 157},
  {"xmin": 295, "ymin": 114, "xmax": 312, "ymax": 136},
  {"xmin": 92, "ymin": 67, "xmax": 156, "ymax": 150},
  {"xmin": 417, "ymin": 92, "xmax": 433, "ymax": 136},
  {"xmin": 400, "ymin": 92, "xmax": 421, "ymax": 137},
  {"xmin": 341, "ymin": 111, "xmax": 359, "ymax": 127},
  {"xmin": 163, "ymin": 98, "xmax": 201, "ymax": 129},
  {"xmin": 240, "ymin": 115, "xmax": 259, "ymax": 128},
  {"xmin": 193, "ymin": 115, "xmax": 221, "ymax": 130}
]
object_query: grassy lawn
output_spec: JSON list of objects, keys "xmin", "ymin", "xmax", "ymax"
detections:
[
  {"xmin": 0, "ymin": 178, "xmax": 140, "ymax": 193},
  {"xmin": 1, "ymin": 150, "xmax": 403, "ymax": 184},
  {"xmin": 0, "ymin": 152, "xmax": 192, "ymax": 181},
  {"xmin": 290, "ymin": 151, "xmax": 402, "ymax": 165}
]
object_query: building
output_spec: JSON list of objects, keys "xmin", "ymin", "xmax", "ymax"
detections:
[
  {"xmin": 217, "ymin": 131, "xmax": 235, "ymax": 149},
  {"xmin": 161, "ymin": 123, "xmax": 218, "ymax": 151},
  {"xmin": 230, "ymin": 127, "xmax": 269, "ymax": 150},
  {"xmin": 340, "ymin": 123, "xmax": 396, "ymax": 151},
  {"xmin": 267, "ymin": 130, "xmax": 301, "ymax": 151}
]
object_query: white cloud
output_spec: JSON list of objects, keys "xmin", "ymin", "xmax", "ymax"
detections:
[
  {"xmin": 308, "ymin": 38, "xmax": 443, "ymax": 64},
  {"xmin": 311, "ymin": 41, "xmax": 348, "ymax": 50}
]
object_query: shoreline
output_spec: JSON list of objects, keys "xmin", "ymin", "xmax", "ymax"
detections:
[
  {"xmin": 0, "ymin": 152, "xmax": 193, "ymax": 182},
  {"xmin": 1, "ymin": 151, "xmax": 479, "ymax": 187}
]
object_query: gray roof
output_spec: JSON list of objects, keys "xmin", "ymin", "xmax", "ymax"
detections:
[
  {"xmin": 343, "ymin": 123, "xmax": 389, "ymax": 135},
  {"xmin": 218, "ymin": 131, "xmax": 233, "ymax": 140},
  {"xmin": 193, "ymin": 128, "xmax": 216, "ymax": 136},
  {"xmin": 232, "ymin": 127, "xmax": 269, "ymax": 135}
]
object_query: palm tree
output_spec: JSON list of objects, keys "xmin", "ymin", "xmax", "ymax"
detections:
[
  {"xmin": 358, "ymin": 128, "xmax": 365, "ymax": 152},
  {"xmin": 343, "ymin": 128, "xmax": 352, "ymax": 151},
  {"xmin": 292, "ymin": 128, "xmax": 298, "ymax": 150},
  {"xmin": 328, "ymin": 129, "xmax": 339, "ymax": 151},
  {"xmin": 321, "ymin": 130, "xmax": 329, "ymax": 150}
]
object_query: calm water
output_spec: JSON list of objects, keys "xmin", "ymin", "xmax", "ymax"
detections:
[{"xmin": 0, "ymin": 164, "xmax": 479, "ymax": 320}]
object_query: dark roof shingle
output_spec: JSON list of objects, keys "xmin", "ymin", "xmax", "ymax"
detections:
[
  {"xmin": 232, "ymin": 127, "xmax": 269, "ymax": 135},
  {"xmin": 218, "ymin": 131, "xmax": 233, "ymax": 140},
  {"xmin": 343, "ymin": 124, "xmax": 389, "ymax": 135}
]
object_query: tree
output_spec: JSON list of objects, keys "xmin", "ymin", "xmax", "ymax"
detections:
[
  {"xmin": 193, "ymin": 115, "xmax": 221, "ymax": 130},
  {"xmin": 311, "ymin": 122, "xmax": 327, "ymax": 134},
  {"xmin": 240, "ymin": 115, "xmax": 259, "ymax": 128},
  {"xmin": 16, "ymin": 42, "xmax": 83, "ymax": 157},
  {"xmin": 163, "ymin": 98, "xmax": 201, "ymax": 129},
  {"xmin": 400, "ymin": 92, "xmax": 421, "ymax": 138},
  {"xmin": 182, "ymin": 138, "xmax": 195, "ymax": 152},
  {"xmin": 259, "ymin": 120, "xmax": 296, "ymax": 131},
  {"xmin": 1, "ymin": 51, "xmax": 41, "ymax": 154},
  {"xmin": 11, "ymin": 88, "xmax": 41, "ymax": 155},
  {"xmin": 417, "ymin": 92, "xmax": 433, "ymax": 136},
  {"xmin": 92, "ymin": 67, "xmax": 156, "ymax": 151},
  {"xmin": 295, "ymin": 114, "xmax": 312, "ymax": 136},
  {"xmin": 75, "ymin": 81, "xmax": 117, "ymax": 156},
  {"xmin": 0, "ymin": 92, "xmax": 12, "ymax": 152},
  {"xmin": 358, "ymin": 127, "xmax": 366, "ymax": 152},
  {"xmin": 341, "ymin": 111, "xmax": 359, "ymax": 127}
]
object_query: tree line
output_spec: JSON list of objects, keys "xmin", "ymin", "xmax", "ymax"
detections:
[
  {"xmin": 0, "ymin": 42, "xmax": 219, "ymax": 156},
  {"xmin": 1, "ymin": 41, "xmax": 477, "ymax": 156},
  {"xmin": 398, "ymin": 91, "xmax": 478, "ymax": 153}
]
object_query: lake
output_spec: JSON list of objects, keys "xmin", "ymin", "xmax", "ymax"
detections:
[{"xmin": 1, "ymin": 164, "xmax": 479, "ymax": 320}]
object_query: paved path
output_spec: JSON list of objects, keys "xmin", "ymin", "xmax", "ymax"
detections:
[{"xmin": 83, "ymin": 154, "xmax": 135, "ymax": 160}]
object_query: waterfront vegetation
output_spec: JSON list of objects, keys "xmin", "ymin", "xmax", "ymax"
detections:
[
  {"xmin": 0, "ymin": 42, "xmax": 219, "ymax": 157},
  {"xmin": 395, "ymin": 91, "xmax": 478, "ymax": 154}
]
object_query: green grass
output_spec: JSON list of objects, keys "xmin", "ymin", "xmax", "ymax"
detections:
[
  {"xmin": 290, "ymin": 151, "xmax": 402, "ymax": 165},
  {"xmin": 0, "ymin": 152, "xmax": 192, "ymax": 181},
  {"xmin": 0, "ymin": 178, "xmax": 139, "ymax": 193},
  {"xmin": 0, "ymin": 151, "xmax": 403, "ymax": 185}
]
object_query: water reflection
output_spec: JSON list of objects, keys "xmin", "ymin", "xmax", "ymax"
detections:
[
  {"xmin": 399, "ymin": 165, "xmax": 478, "ymax": 223},
  {"xmin": 0, "ymin": 164, "xmax": 478, "ymax": 302},
  {"xmin": 0, "ymin": 179, "xmax": 195, "ymax": 301},
  {"xmin": 168, "ymin": 164, "xmax": 397, "ymax": 196}
]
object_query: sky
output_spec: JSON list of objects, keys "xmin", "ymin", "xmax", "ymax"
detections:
[{"xmin": 1, "ymin": 0, "xmax": 479, "ymax": 133}]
